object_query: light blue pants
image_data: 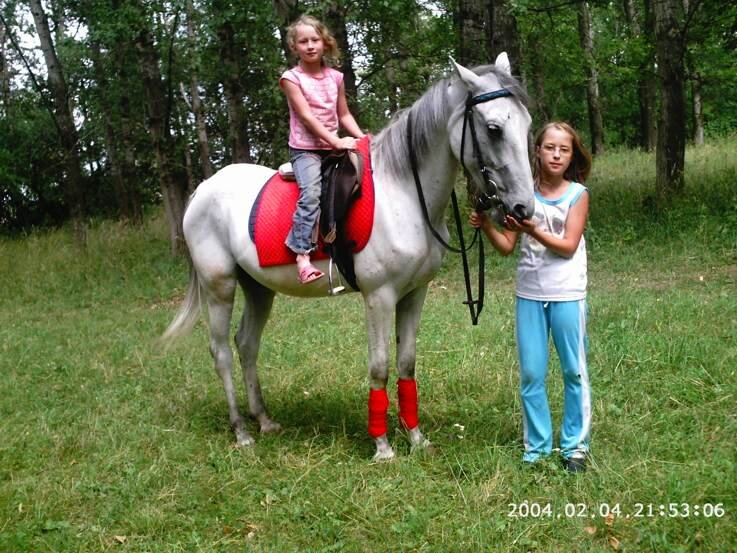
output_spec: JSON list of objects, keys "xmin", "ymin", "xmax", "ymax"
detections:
[
  {"xmin": 286, "ymin": 148, "xmax": 330, "ymax": 255},
  {"xmin": 515, "ymin": 297, "xmax": 591, "ymax": 462}
]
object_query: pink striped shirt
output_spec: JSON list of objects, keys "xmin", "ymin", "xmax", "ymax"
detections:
[{"xmin": 281, "ymin": 66, "xmax": 343, "ymax": 150}]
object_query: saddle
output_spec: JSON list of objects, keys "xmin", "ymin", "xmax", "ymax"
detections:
[
  {"xmin": 249, "ymin": 136, "xmax": 374, "ymax": 291},
  {"xmin": 278, "ymin": 150, "xmax": 363, "ymax": 243}
]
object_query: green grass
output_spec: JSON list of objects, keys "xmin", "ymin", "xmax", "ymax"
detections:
[{"xmin": 1, "ymin": 137, "xmax": 736, "ymax": 551}]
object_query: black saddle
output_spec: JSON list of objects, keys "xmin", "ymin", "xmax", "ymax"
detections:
[{"xmin": 318, "ymin": 150, "xmax": 363, "ymax": 291}]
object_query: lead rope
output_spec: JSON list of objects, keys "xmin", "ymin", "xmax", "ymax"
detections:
[{"xmin": 407, "ymin": 110, "xmax": 484, "ymax": 325}]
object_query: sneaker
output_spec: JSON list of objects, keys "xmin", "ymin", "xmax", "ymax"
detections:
[{"xmin": 564, "ymin": 455, "xmax": 587, "ymax": 473}]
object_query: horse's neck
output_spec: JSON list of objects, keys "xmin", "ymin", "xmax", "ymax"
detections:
[{"xmin": 413, "ymin": 135, "xmax": 458, "ymax": 223}]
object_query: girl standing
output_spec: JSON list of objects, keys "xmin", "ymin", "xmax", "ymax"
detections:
[
  {"xmin": 280, "ymin": 15, "xmax": 365, "ymax": 283},
  {"xmin": 470, "ymin": 122, "xmax": 593, "ymax": 472}
]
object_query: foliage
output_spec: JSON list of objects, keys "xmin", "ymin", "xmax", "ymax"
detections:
[
  {"xmin": 1, "ymin": 0, "xmax": 736, "ymax": 232},
  {"xmin": 0, "ymin": 138, "xmax": 735, "ymax": 551}
]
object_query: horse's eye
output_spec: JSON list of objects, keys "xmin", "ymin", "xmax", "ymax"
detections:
[{"xmin": 487, "ymin": 125, "xmax": 502, "ymax": 140}]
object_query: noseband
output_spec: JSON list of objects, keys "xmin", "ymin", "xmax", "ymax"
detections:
[{"xmin": 407, "ymin": 87, "xmax": 512, "ymax": 325}]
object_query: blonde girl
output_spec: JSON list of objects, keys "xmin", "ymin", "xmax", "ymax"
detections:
[{"xmin": 280, "ymin": 15, "xmax": 365, "ymax": 283}]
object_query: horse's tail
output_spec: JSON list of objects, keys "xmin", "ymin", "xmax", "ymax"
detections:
[{"xmin": 160, "ymin": 267, "xmax": 203, "ymax": 347}]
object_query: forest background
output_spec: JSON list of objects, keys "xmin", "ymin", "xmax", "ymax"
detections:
[{"xmin": 0, "ymin": 0, "xmax": 735, "ymax": 247}]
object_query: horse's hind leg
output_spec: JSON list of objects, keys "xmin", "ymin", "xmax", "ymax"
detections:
[
  {"xmin": 234, "ymin": 269, "xmax": 280, "ymax": 434},
  {"xmin": 203, "ymin": 269, "xmax": 255, "ymax": 446},
  {"xmin": 396, "ymin": 285, "xmax": 433, "ymax": 452}
]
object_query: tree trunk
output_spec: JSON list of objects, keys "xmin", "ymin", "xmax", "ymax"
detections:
[
  {"xmin": 691, "ymin": 72, "xmax": 704, "ymax": 145},
  {"xmin": 457, "ymin": 0, "xmax": 489, "ymax": 67},
  {"xmin": 0, "ymin": 22, "xmax": 9, "ymax": 113},
  {"xmin": 272, "ymin": 0, "xmax": 300, "ymax": 64},
  {"xmin": 217, "ymin": 20, "xmax": 251, "ymax": 163},
  {"xmin": 578, "ymin": 1, "xmax": 604, "ymax": 154},
  {"xmin": 487, "ymin": 0, "xmax": 522, "ymax": 73},
  {"xmin": 90, "ymin": 40, "xmax": 141, "ymax": 222},
  {"xmin": 624, "ymin": 0, "xmax": 657, "ymax": 151},
  {"xmin": 527, "ymin": 28, "xmax": 550, "ymax": 122},
  {"xmin": 185, "ymin": 0, "xmax": 213, "ymax": 178},
  {"xmin": 29, "ymin": 0, "xmax": 87, "ymax": 241},
  {"xmin": 653, "ymin": 0, "xmax": 686, "ymax": 201},
  {"xmin": 323, "ymin": 1, "xmax": 360, "ymax": 118},
  {"xmin": 135, "ymin": 27, "xmax": 188, "ymax": 255},
  {"xmin": 682, "ymin": 0, "xmax": 704, "ymax": 146}
]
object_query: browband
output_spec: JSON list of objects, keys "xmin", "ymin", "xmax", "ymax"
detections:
[{"xmin": 467, "ymin": 88, "xmax": 513, "ymax": 107}]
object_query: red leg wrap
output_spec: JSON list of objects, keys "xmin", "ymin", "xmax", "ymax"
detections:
[
  {"xmin": 397, "ymin": 378, "xmax": 419, "ymax": 430},
  {"xmin": 368, "ymin": 388, "xmax": 389, "ymax": 438}
]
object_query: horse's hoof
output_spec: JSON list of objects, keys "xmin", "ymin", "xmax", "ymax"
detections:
[
  {"xmin": 411, "ymin": 439, "xmax": 436, "ymax": 456},
  {"xmin": 235, "ymin": 430, "xmax": 256, "ymax": 447},
  {"xmin": 372, "ymin": 447, "xmax": 396, "ymax": 463},
  {"xmin": 259, "ymin": 419, "xmax": 282, "ymax": 434}
]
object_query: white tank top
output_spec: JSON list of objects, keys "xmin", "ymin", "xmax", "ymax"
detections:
[{"xmin": 516, "ymin": 182, "xmax": 588, "ymax": 301}]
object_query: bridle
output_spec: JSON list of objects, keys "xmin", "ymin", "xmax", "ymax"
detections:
[
  {"xmin": 460, "ymin": 89, "xmax": 513, "ymax": 218},
  {"xmin": 407, "ymin": 87, "xmax": 513, "ymax": 325}
]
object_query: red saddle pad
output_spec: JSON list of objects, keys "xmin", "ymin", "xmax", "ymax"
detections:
[{"xmin": 249, "ymin": 135, "xmax": 375, "ymax": 267}]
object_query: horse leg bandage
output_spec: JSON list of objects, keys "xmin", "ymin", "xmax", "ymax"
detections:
[
  {"xmin": 368, "ymin": 388, "xmax": 389, "ymax": 438},
  {"xmin": 397, "ymin": 378, "xmax": 419, "ymax": 430}
]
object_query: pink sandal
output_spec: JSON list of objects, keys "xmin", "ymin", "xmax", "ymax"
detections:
[{"xmin": 298, "ymin": 265, "xmax": 324, "ymax": 284}]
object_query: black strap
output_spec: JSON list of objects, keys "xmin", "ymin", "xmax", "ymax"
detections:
[
  {"xmin": 408, "ymin": 109, "xmax": 484, "ymax": 325},
  {"xmin": 407, "ymin": 111, "xmax": 478, "ymax": 254}
]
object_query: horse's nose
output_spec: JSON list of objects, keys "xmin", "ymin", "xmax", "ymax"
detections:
[{"xmin": 512, "ymin": 203, "xmax": 532, "ymax": 222}]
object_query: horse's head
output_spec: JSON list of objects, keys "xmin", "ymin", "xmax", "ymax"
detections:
[{"xmin": 448, "ymin": 54, "xmax": 535, "ymax": 225}]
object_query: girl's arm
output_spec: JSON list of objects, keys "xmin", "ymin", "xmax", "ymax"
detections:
[
  {"xmin": 509, "ymin": 191, "xmax": 589, "ymax": 258},
  {"xmin": 469, "ymin": 211, "xmax": 518, "ymax": 255},
  {"xmin": 337, "ymin": 83, "xmax": 365, "ymax": 139},
  {"xmin": 280, "ymin": 80, "xmax": 356, "ymax": 149}
]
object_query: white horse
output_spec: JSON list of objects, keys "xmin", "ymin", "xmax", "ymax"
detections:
[{"xmin": 162, "ymin": 54, "xmax": 534, "ymax": 461}]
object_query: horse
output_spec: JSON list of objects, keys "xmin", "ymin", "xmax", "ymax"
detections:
[{"xmin": 162, "ymin": 53, "xmax": 535, "ymax": 461}]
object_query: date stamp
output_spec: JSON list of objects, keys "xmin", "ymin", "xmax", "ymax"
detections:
[{"xmin": 507, "ymin": 501, "xmax": 726, "ymax": 519}]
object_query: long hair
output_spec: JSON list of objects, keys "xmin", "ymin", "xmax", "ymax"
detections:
[
  {"xmin": 286, "ymin": 15, "xmax": 341, "ymax": 67},
  {"xmin": 533, "ymin": 122, "xmax": 592, "ymax": 184}
]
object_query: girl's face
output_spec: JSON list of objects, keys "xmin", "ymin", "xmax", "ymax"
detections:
[
  {"xmin": 293, "ymin": 24, "xmax": 324, "ymax": 64},
  {"xmin": 537, "ymin": 127, "xmax": 573, "ymax": 178}
]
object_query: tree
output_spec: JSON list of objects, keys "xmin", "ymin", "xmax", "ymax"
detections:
[
  {"xmin": 323, "ymin": 0, "xmax": 360, "ymax": 117},
  {"xmin": 29, "ymin": 0, "xmax": 87, "ymax": 241},
  {"xmin": 457, "ymin": 0, "xmax": 488, "ymax": 66},
  {"xmin": 0, "ymin": 20, "xmax": 9, "ymax": 112},
  {"xmin": 578, "ymin": 0, "xmax": 604, "ymax": 154},
  {"xmin": 216, "ymin": 13, "xmax": 252, "ymax": 164},
  {"xmin": 133, "ymin": 9, "xmax": 189, "ymax": 254},
  {"xmin": 653, "ymin": 0, "xmax": 687, "ymax": 200},
  {"xmin": 183, "ymin": 0, "xmax": 213, "ymax": 178},
  {"xmin": 624, "ymin": 0, "xmax": 657, "ymax": 151},
  {"xmin": 488, "ymin": 0, "xmax": 523, "ymax": 73},
  {"xmin": 272, "ymin": 0, "xmax": 301, "ymax": 63}
]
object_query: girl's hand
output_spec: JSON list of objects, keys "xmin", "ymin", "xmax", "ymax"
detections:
[
  {"xmin": 504, "ymin": 215, "xmax": 535, "ymax": 233},
  {"xmin": 333, "ymin": 136, "xmax": 358, "ymax": 150},
  {"xmin": 469, "ymin": 210, "xmax": 487, "ymax": 229}
]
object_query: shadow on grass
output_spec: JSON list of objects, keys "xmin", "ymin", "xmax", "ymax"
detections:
[{"xmin": 180, "ymin": 386, "xmax": 520, "ymax": 458}]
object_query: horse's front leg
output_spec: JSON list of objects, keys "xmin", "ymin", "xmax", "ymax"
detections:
[
  {"xmin": 396, "ymin": 285, "xmax": 433, "ymax": 453},
  {"xmin": 364, "ymin": 288, "xmax": 396, "ymax": 462}
]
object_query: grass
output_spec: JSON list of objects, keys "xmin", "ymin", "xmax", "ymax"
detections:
[{"xmin": 1, "ymin": 137, "xmax": 736, "ymax": 551}]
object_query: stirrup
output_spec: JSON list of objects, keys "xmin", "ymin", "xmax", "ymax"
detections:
[{"xmin": 327, "ymin": 257, "xmax": 346, "ymax": 295}]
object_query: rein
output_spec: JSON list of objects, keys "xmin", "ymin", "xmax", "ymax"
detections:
[{"xmin": 407, "ymin": 87, "xmax": 512, "ymax": 325}]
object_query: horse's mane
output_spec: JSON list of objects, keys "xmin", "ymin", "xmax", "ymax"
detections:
[{"xmin": 373, "ymin": 66, "xmax": 528, "ymax": 181}]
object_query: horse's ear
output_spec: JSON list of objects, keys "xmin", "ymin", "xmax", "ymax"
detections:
[
  {"xmin": 495, "ymin": 52, "xmax": 512, "ymax": 76},
  {"xmin": 450, "ymin": 56, "xmax": 484, "ymax": 91}
]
